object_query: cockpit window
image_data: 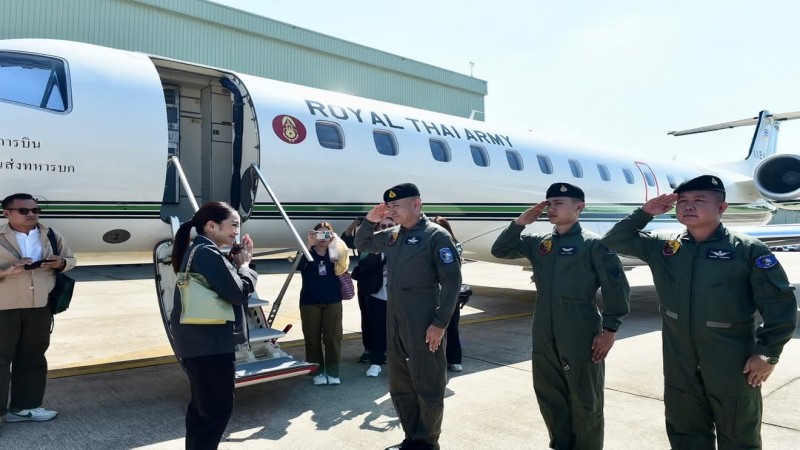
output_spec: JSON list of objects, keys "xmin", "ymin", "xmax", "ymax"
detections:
[{"xmin": 0, "ymin": 51, "xmax": 70, "ymax": 112}]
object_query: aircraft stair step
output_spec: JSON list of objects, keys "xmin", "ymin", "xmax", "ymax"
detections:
[
  {"xmin": 234, "ymin": 356, "xmax": 317, "ymax": 387},
  {"xmin": 248, "ymin": 327, "xmax": 285, "ymax": 343},
  {"xmin": 248, "ymin": 297, "xmax": 269, "ymax": 308}
]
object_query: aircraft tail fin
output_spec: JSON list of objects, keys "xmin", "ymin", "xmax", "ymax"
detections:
[{"xmin": 668, "ymin": 110, "xmax": 800, "ymax": 170}]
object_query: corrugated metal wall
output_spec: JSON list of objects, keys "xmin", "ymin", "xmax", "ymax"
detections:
[{"xmin": 0, "ymin": 0, "xmax": 487, "ymax": 118}]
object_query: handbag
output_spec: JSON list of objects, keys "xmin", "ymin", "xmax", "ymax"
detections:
[
  {"xmin": 338, "ymin": 271, "xmax": 355, "ymax": 300},
  {"xmin": 46, "ymin": 229, "xmax": 75, "ymax": 315},
  {"xmin": 177, "ymin": 245, "xmax": 235, "ymax": 325}
]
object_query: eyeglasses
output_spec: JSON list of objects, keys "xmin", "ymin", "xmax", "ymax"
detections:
[{"xmin": 5, "ymin": 207, "xmax": 42, "ymax": 215}]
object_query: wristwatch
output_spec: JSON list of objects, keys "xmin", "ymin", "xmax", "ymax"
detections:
[{"xmin": 759, "ymin": 354, "xmax": 779, "ymax": 365}]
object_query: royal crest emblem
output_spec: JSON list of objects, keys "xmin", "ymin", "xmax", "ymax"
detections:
[
  {"xmin": 388, "ymin": 190, "xmax": 397, "ymax": 199},
  {"xmin": 560, "ymin": 185, "xmax": 567, "ymax": 192}
]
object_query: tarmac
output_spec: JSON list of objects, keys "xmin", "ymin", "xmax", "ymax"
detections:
[{"xmin": 1, "ymin": 252, "xmax": 799, "ymax": 449}]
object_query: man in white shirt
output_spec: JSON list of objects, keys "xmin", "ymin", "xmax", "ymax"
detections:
[{"xmin": 0, "ymin": 193, "xmax": 75, "ymax": 431}]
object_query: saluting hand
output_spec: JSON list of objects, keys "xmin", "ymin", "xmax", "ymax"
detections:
[
  {"xmin": 365, "ymin": 202, "xmax": 388, "ymax": 223},
  {"xmin": 514, "ymin": 201, "xmax": 548, "ymax": 226},
  {"xmin": 642, "ymin": 193, "xmax": 678, "ymax": 216},
  {"xmin": 425, "ymin": 324, "xmax": 446, "ymax": 352},
  {"xmin": 591, "ymin": 330, "xmax": 616, "ymax": 363},
  {"xmin": 743, "ymin": 355, "xmax": 775, "ymax": 387}
]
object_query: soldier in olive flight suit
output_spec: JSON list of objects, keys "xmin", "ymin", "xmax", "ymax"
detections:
[
  {"xmin": 602, "ymin": 175, "xmax": 797, "ymax": 449},
  {"xmin": 491, "ymin": 183, "xmax": 630, "ymax": 450},
  {"xmin": 355, "ymin": 183, "xmax": 462, "ymax": 450}
]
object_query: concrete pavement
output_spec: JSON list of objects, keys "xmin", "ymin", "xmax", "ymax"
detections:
[{"xmin": 0, "ymin": 253, "xmax": 798, "ymax": 449}]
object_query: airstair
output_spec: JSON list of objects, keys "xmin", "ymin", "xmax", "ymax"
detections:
[{"xmin": 153, "ymin": 157, "xmax": 317, "ymax": 387}]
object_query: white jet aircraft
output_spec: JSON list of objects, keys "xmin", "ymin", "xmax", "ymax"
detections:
[{"xmin": 2, "ymin": 39, "xmax": 799, "ymax": 385}]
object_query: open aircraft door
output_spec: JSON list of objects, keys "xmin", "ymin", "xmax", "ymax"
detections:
[
  {"xmin": 635, "ymin": 161, "xmax": 660, "ymax": 200},
  {"xmin": 153, "ymin": 160, "xmax": 317, "ymax": 387}
]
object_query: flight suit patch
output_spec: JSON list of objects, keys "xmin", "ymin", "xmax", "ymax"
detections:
[
  {"xmin": 559, "ymin": 246, "xmax": 576, "ymax": 255},
  {"xmin": 539, "ymin": 240, "xmax": 552, "ymax": 255},
  {"xmin": 662, "ymin": 240, "xmax": 680, "ymax": 257},
  {"xmin": 406, "ymin": 236, "xmax": 420, "ymax": 245},
  {"xmin": 439, "ymin": 247, "xmax": 455, "ymax": 264},
  {"xmin": 601, "ymin": 244, "xmax": 616, "ymax": 255},
  {"xmin": 755, "ymin": 254, "xmax": 778, "ymax": 269},
  {"xmin": 706, "ymin": 249, "xmax": 733, "ymax": 260},
  {"xmin": 388, "ymin": 231, "xmax": 399, "ymax": 246}
]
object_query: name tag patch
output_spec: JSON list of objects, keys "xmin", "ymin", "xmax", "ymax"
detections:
[
  {"xmin": 706, "ymin": 249, "xmax": 733, "ymax": 260},
  {"xmin": 755, "ymin": 254, "xmax": 778, "ymax": 269},
  {"xmin": 559, "ymin": 246, "xmax": 576, "ymax": 255},
  {"xmin": 439, "ymin": 247, "xmax": 455, "ymax": 264}
]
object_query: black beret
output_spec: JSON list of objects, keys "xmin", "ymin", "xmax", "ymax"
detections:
[
  {"xmin": 545, "ymin": 183, "xmax": 585, "ymax": 201},
  {"xmin": 383, "ymin": 183, "xmax": 420, "ymax": 202},
  {"xmin": 673, "ymin": 175, "xmax": 725, "ymax": 195}
]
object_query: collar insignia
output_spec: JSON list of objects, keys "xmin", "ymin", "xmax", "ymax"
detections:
[
  {"xmin": 662, "ymin": 240, "xmax": 681, "ymax": 257},
  {"xmin": 539, "ymin": 239, "xmax": 552, "ymax": 255}
]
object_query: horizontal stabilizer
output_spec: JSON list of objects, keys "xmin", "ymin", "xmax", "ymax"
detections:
[{"xmin": 668, "ymin": 110, "xmax": 800, "ymax": 136}]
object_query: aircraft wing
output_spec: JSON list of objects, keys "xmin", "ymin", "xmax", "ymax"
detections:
[{"xmin": 729, "ymin": 224, "xmax": 800, "ymax": 246}]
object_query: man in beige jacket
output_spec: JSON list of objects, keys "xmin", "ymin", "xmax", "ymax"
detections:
[{"xmin": 0, "ymin": 193, "xmax": 75, "ymax": 431}]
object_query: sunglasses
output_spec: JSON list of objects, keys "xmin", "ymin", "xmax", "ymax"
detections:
[{"xmin": 6, "ymin": 207, "xmax": 42, "ymax": 215}]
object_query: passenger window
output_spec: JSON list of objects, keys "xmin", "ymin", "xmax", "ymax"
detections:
[
  {"xmin": 643, "ymin": 171, "xmax": 656, "ymax": 187},
  {"xmin": 0, "ymin": 51, "xmax": 70, "ymax": 112},
  {"xmin": 429, "ymin": 139, "xmax": 451, "ymax": 162},
  {"xmin": 373, "ymin": 130, "xmax": 398, "ymax": 156},
  {"xmin": 315, "ymin": 122, "xmax": 344, "ymax": 149},
  {"xmin": 536, "ymin": 155, "xmax": 553, "ymax": 174},
  {"xmin": 568, "ymin": 159, "xmax": 583, "ymax": 178},
  {"xmin": 622, "ymin": 168, "xmax": 635, "ymax": 184},
  {"xmin": 505, "ymin": 150, "xmax": 523, "ymax": 171},
  {"xmin": 470, "ymin": 145, "xmax": 489, "ymax": 167},
  {"xmin": 667, "ymin": 174, "xmax": 677, "ymax": 188},
  {"xmin": 597, "ymin": 164, "xmax": 611, "ymax": 181}
]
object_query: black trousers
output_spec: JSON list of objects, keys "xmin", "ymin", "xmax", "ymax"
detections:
[
  {"xmin": 357, "ymin": 288, "xmax": 370, "ymax": 351},
  {"xmin": 180, "ymin": 353, "xmax": 235, "ymax": 450},
  {"xmin": 0, "ymin": 307, "xmax": 51, "ymax": 415},
  {"xmin": 365, "ymin": 295, "xmax": 387, "ymax": 365},
  {"xmin": 445, "ymin": 306, "xmax": 461, "ymax": 365}
]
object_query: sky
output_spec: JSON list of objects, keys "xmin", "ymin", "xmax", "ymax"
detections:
[{"xmin": 211, "ymin": 0, "xmax": 800, "ymax": 166}]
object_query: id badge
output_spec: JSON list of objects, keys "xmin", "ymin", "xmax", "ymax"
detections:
[{"xmin": 318, "ymin": 262, "xmax": 327, "ymax": 276}]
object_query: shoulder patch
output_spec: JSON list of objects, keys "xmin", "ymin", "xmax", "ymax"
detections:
[
  {"xmin": 755, "ymin": 254, "xmax": 778, "ymax": 269},
  {"xmin": 539, "ymin": 239, "xmax": 553, "ymax": 256},
  {"xmin": 601, "ymin": 244, "xmax": 616, "ymax": 255},
  {"xmin": 662, "ymin": 240, "xmax": 681, "ymax": 257},
  {"xmin": 439, "ymin": 247, "xmax": 455, "ymax": 264},
  {"xmin": 388, "ymin": 231, "xmax": 399, "ymax": 246}
]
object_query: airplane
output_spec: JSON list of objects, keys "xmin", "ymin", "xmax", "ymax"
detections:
[{"xmin": 2, "ymin": 38, "xmax": 800, "ymax": 385}]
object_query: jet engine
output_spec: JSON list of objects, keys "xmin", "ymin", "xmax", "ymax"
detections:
[{"xmin": 753, "ymin": 154, "xmax": 800, "ymax": 209}]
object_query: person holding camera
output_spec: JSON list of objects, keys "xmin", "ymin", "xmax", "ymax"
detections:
[
  {"xmin": 299, "ymin": 222, "xmax": 350, "ymax": 385},
  {"xmin": 170, "ymin": 202, "xmax": 257, "ymax": 450},
  {"xmin": 0, "ymin": 193, "xmax": 75, "ymax": 430}
]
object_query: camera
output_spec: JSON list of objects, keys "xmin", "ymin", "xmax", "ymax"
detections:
[{"xmin": 314, "ymin": 230, "xmax": 332, "ymax": 240}]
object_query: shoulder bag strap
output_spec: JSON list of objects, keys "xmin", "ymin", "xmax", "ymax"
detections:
[{"xmin": 47, "ymin": 229, "xmax": 61, "ymax": 257}]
